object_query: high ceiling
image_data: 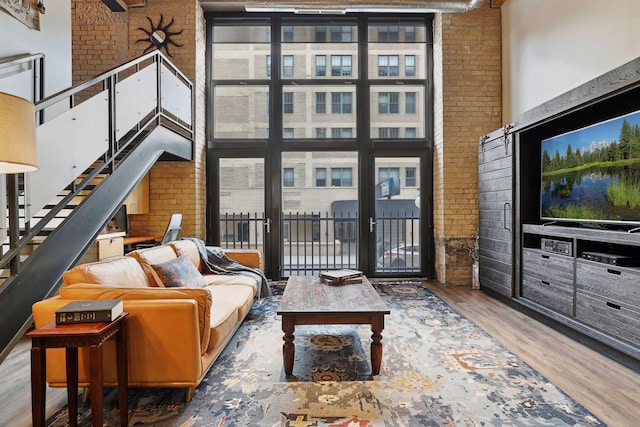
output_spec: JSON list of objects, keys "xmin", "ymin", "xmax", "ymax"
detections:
[{"xmin": 106, "ymin": 0, "xmax": 507, "ymax": 13}]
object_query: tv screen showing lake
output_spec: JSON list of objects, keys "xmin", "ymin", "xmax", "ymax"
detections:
[{"xmin": 540, "ymin": 109, "xmax": 640, "ymax": 224}]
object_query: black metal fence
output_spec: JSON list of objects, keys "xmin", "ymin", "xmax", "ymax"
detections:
[{"xmin": 220, "ymin": 210, "xmax": 420, "ymax": 277}]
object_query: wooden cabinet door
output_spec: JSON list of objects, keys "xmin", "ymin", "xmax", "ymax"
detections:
[{"xmin": 478, "ymin": 129, "xmax": 514, "ymax": 297}]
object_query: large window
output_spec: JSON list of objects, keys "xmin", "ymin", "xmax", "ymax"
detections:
[{"xmin": 208, "ymin": 16, "xmax": 432, "ymax": 277}]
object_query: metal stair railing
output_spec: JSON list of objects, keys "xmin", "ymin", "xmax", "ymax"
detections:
[{"xmin": 0, "ymin": 50, "xmax": 194, "ymax": 362}]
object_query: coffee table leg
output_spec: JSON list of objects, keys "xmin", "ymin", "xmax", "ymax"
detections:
[
  {"xmin": 282, "ymin": 316, "xmax": 295, "ymax": 376},
  {"xmin": 371, "ymin": 315, "xmax": 384, "ymax": 375}
]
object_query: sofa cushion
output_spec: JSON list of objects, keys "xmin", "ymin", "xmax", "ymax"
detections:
[
  {"xmin": 203, "ymin": 273, "xmax": 259, "ymax": 295},
  {"xmin": 169, "ymin": 240, "xmax": 203, "ymax": 272},
  {"xmin": 59, "ymin": 283, "xmax": 212, "ymax": 354},
  {"xmin": 206, "ymin": 284, "xmax": 255, "ymax": 322},
  {"xmin": 128, "ymin": 245, "xmax": 180, "ymax": 286},
  {"xmin": 208, "ymin": 303, "xmax": 239, "ymax": 351},
  {"xmin": 62, "ymin": 256, "xmax": 150, "ymax": 288},
  {"xmin": 151, "ymin": 255, "xmax": 207, "ymax": 288}
]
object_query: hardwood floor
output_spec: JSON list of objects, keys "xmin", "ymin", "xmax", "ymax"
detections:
[{"xmin": 1, "ymin": 281, "xmax": 639, "ymax": 426}]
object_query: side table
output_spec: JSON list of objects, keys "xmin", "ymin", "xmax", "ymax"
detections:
[{"xmin": 27, "ymin": 312, "xmax": 128, "ymax": 427}]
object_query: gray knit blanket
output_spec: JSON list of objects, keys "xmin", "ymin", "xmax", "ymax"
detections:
[{"xmin": 186, "ymin": 238, "xmax": 271, "ymax": 299}]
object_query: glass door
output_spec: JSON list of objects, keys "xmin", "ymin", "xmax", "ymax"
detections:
[
  {"xmin": 373, "ymin": 156, "xmax": 422, "ymax": 275},
  {"xmin": 281, "ymin": 151, "xmax": 359, "ymax": 276},
  {"xmin": 217, "ymin": 158, "xmax": 266, "ymax": 253}
]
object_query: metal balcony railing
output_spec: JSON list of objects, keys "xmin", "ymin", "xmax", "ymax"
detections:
[{"xmin": 220, "ymin": 210, "xmax": 420, "ymax": 277}]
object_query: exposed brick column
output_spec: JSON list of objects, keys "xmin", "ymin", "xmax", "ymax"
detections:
[{"xmin": 432, "ymin": 3, "xmax": 502, "ymax": 285}]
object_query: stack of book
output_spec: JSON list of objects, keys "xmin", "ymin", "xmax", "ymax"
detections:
[
  {"xmin": 55, "ymin": 299, "xmax": 124, "ymax": 325},
  {"xmin": 319, "ymin": 269, "xmax": 363, "ymax": 285}
]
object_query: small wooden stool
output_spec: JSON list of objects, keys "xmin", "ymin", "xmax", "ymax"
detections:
[{"xmin": 27, "ymin": 313, "xmax": 128, "ymax": 427}]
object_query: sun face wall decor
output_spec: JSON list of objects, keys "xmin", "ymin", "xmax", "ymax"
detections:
[{"xmin": 136, "ymin": 14, "xmax": 183, "ymax": 57}]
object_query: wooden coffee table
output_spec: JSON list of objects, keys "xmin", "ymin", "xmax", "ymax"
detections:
[{"xmin": 277, "ymin": 275, "xmax": 390, "ymax": 376}]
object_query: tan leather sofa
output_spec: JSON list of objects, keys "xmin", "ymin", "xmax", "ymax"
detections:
[{"xmin": 31, "ymin": 239, "xmax": 263, "ymax": 401}]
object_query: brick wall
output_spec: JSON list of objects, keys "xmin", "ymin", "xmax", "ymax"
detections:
[{"xmin": 433, "ymin": 3, "xmax": 502, "ymax": 284}]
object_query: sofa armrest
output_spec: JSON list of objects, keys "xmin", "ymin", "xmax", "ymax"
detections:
[
  {"xmin": 224, "ymin": 248, "xmax": 263, "ymax": 271},
  {"xmin": 32, "ymin": 297, "xmax": 205, "ymax": 387}
]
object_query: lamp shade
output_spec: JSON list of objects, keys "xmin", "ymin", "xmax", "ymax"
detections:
[{"xmin": 0, "ymin": 92, "xmax": 38, "ymax": 173}]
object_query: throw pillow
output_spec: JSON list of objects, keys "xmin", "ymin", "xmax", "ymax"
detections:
[{"xmin": 151, "ymin": 255, "xmax": 207, "ymax": 288}]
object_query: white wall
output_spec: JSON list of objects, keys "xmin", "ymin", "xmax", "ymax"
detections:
[
  {"xmin": 0, "ymin": 1, "xmax": 72, "ymax": 100},
  {"xmin": 502, "ymin": 0, "xmax": 640, "ymax": 123}
]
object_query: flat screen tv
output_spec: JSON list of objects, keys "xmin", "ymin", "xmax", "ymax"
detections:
[{"xmin": 540, "ymin": 109, "xmax": 640, "ymax": 226}]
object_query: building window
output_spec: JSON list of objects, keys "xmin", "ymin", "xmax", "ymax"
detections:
[
  {"xmin": 406, "ymin": 92, "xmax": 416, "ymax": 114},
  {"xmin": 331, "ymin": 55, "xmax": 352, "ymax": 76},
  {"xmin": 283, "ymin": 128, "xmax": 294, "ymax": 138},
  {"xmin": 266, "ymin": 55, "xmax": 271, "ymax": 77},
  {"xmin": 331, "ymin": 92, "xmax": 352, "ymax": 114},
  {"xmin": 315, "ymin": 128, "xmax": 327, "ymax": 138},
  {"xmin": 405, "ymin": 167, "xmax": 417, "ymax": 186},
  {"xmin": 331, "ymin": 168, "xmax": 352, "ymax": 186},
  {"xmin": 316, "ymin": 168, "xmax": 327, "ymax": 186},
  {"xmin": 378, "ymin": 26, "xmax": 399, "ymax": 42},
  {"xmin": 331, "ymin": 128, "xmax": 352, "ymax": 138},
  {"xmin": 379, "ymin": 167, "xmax": 400, "ymax": 182},
  {"xmin": 315, "ymin": 55, "xmax": 326, "ymax": 76},
  {"xmin": 405, "ymin": 55, "xmax": 415, "ymax": 77},
  {"xmin": 282, "ymin": 26, "xmax": 294, "ymax": 42},
  {"xmin": 315, "ymin": 26, "xmax": 326, "ymax": 42},
  {"xmin": 405, "ymin": 127, "xmax": 417, "ymax": 138},
  {"xmin": 378, "ymin": 92, "xmax": 399, "ymax": 114},
  {"xmin": 378, "ymin": 55, "xmax": 399, "ymax": 77},
  {"xmin": 331, "ymin": 26, "xmax": 352, "ymax": 42},
  {"xmin": 405, "ymin": 26, "xmax": 416, "ymax": 42},
  {"xmin": 283, "ymin": 168, "xmax": 294, "ymax": 187},
  {"xmin": 315, "ymin": 92, "xmax": 326, "ymax": 113},
  {"xmin": 282, "ymin": 55, "xmax": 294, "ymax": 77},
  {"xmin": 283, "ymin": 92, "xmax": 294, "ymax": 114},
  {"xmin": 378, "ymin": 128, "xmax": 400, "ymax": 138}
]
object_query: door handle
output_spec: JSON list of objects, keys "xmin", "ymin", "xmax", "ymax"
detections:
[
  {"xmin": 503, "ymin": 202, "xmax": 511, "ymax": 230},
  {"xmin": 369, "ymin": 217, "xmax": 376, "ymax": 233}
]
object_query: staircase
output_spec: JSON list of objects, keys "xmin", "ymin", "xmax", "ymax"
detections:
[{"xmin": 0, "ymin": 51, "xmax": 195, "ymax": 361}]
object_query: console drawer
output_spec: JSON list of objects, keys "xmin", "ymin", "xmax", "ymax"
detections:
[
  {"xmin": 576, "ymin": 259, "xmax": 640, "ymax": 308},
  {"xmin": 522, "ymin": 248, "xmax": 573, "ymax": 282},
  {"xmin": 521, "ymin": 248, "xmax": 574, "ymax": 315},
  {"xmin": 576, "ymin": 289, "xmax": 640, "ymax": 348}
]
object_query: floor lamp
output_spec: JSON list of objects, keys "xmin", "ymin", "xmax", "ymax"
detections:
[
  {"xmin": 0, "ymin": 92, "xmax": 38, "ymax": 256},
  {"xmin": 0, "ymin": 92, "xmax": 38, "ymax": 173}
]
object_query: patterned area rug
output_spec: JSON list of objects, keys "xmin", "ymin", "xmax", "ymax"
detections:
[{"xmin": 48, "ymin": 282, "xmax": 604, "ymax": 426}]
